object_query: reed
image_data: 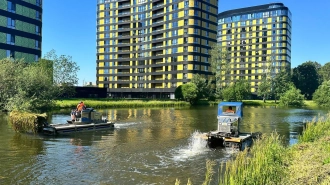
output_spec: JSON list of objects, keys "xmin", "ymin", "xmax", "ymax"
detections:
[
  {"xmin": 55, "ymin": 99, "xmax": 190, "ymax": 109},
  {"xmin": 218, "ymin": 133, "xmax": 286, "ymax": 185},
  {"xmin": 298, "ymin": 114, "xmax": 330, "ymax": 143}
]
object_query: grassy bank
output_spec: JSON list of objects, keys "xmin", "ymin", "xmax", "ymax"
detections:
[
  {"xmin": 54, "ymin": 98, "xmax": 190, "ymax": 109},
  {"xmin": 176, "ymin": 113, "xmax": 330, "ymax": 185},
  {"xmin": 54, "ymin": 99, "xmax": 318, "ymax": 109}
]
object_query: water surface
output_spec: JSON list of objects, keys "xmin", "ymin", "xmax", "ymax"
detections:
[{"xmin": 0, "ymin": 106, "xmax": 328, "ymax": 185}]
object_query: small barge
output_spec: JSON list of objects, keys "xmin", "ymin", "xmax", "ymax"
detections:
[
  {"xmin": 199, "ymin": 102, "xmax": 261, "ymax": 151},
  {"xmin": 43, "ymin": 108, "xmax": 115, "ymax": 135}
]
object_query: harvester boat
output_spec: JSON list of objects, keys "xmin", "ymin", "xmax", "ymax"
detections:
[
  {"xmin": 199, "ymin": 102, "xmax": 261, "ymax": 151},
  {"xmin": 43, "ymin": 108, "xmax": 115, "ymax": 136}
]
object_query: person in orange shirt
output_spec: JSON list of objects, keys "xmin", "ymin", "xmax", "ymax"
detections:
[
  {"xmin": 77, "ymin": 101, "xmax": 86, "ymax": 111},
  {"xmin": 225, "ymin": 106, "xmax": 235, "ymax": 113}
]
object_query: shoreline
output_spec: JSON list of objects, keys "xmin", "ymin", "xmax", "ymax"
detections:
[{"xmin": 54, "ymin": 99, "xmax": 318, "ymax": 109}]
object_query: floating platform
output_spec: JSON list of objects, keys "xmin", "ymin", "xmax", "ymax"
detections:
[
  {"xmin": 43, "ymin": 122, "xmax": 115, "ymax": 136},
  {"xmin": 197, "ymin": 131, "xmax": 261, "ymax": 151}
]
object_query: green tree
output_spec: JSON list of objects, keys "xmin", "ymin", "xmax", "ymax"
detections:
[
  {"xmin": 257, "ymin": 75, "xmax": 271, "ymax": 103},
  {"xmin": 190, "ymin": 74, "xmax": 208, "ymax": 100},
  {"xmin": 291, "ymin": 61, "xmax": 321, "ymax": 100},
  {"xmin": 222, "ymin": 79, "xmax": 251, "ymax": 101},
  {"xmin": 279, "ymin": 84, "xmax": 304, "ymax": 107},
  {"xmin": 174, "ymin": 85, "xmax": 184, "ymax": 100},
  {"xmin": 319, "ymin": 62, "xmax": 330, "ymax": 82},
  {"xmin": 312, "ymin": 80, "xmax": 330, "ymax": 107},
  {"xmin": 0, "ymin": 59, "xmax": 26, "ymax": 109},
  {"xmin": 181, "ymin": 83, "xmax": 198, "ymax": 105},
  {"xmin": 43, "ymin": 49, "xmax": 80, "ymax": 97},
  {"xmin": 0, "ymin": 50, "xmax": 80, "ymax": 112},
  {"xmin": 209, "ymin": 44, "xmax": 231, "ymax": 97},
  {"xmin": 273, "ymin": 69, "xmax": 292, "ymax": 102}
]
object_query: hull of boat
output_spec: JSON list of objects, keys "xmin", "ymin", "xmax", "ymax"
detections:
[{"xmin": 43, "ymin": 122, "xmax": 115, "ymax": 136}]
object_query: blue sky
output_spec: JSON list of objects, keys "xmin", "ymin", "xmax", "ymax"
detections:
[{"xmin": 42, "ymin": 0, "xmax": 330, "ymax": 86}]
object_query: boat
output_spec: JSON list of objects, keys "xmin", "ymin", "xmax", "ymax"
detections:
[
  {"xmin": 43, "ymin": 108, "xmax": 115, "ymax": 135},
  {"xmin": 198, "ymin": 102, "xmax": 261, "ymax": 151}
]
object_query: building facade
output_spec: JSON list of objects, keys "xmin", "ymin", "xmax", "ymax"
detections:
[
  {"xmin": 96, "ymin": 0, "xmax": 218, "ymax": 98},
  {"xmin": 217, "ymin": 3, "xmax": 291, "ymax": 93},
  {"xmin": 0, "ymin": 0, "xmax": 42, "ymax": 61}
]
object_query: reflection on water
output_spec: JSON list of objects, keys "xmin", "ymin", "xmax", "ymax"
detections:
[{"xmin": 0, "ymin": 106, "xmax": 329, "ymax": 185}]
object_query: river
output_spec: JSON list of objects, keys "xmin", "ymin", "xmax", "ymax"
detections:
[{"xmin": 0, "ymin": 106, "xmax": 328, "ymax": 185}]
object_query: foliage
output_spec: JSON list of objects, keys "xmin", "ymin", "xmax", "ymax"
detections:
[
  {"xmin": 190, "ymin": 74, "xmax": 208, "ymax": 100},
  {"xmin": 209, "ymin": 44, "xmax": 231, "ymax": 91},
  {"xmin": 222, "ymin": 79, "xmax": 251, "ymax": 101},
  {"xmin": 55, "ymin": 99, "xmax": 189, "ymax": 109},
  {"xmin": 43, "ymin": 49, "xmax": 80, "ymax": 97},
  {"xmin": 273, "ymin": 70, "xmax": 292, "ymax": 101},
  {"xmin": 219, "ymin": 133, "xmax": 286, "ymax": 185},
  {"xmin": 319, "ymin": 62, "xmax": 330, "ymax": 82},
  {"xmin": 279, "ymin": 84, "xmax": 305, "ymax": 107},
  {"xmin": 181, "ymin": 83, "xmax": 198, "ymax": 105},
  {"xmin": 0, "ymin": 50, "xmax": 80, "ymax": 112},
  {"xmin": 174, "ymin": 85, "xmax": 184, "ymax": 100},
  {"xmin": 257, "ymin": 75, "xmax": 272, "ymax": 102},
  {"xmin": 0, "ymin": 59, "xmax": 26, "ymax": 109},
  {"xmin": 313, "ymin": 80, "xmax": 330, "ymax": 107},
  {"xmin": 291, "ymin": 61, "xmax": 321, "ymax": 100}
]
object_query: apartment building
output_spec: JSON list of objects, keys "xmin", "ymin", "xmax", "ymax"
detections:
[
  {"xmin": 0, "ymin": 0, "xmax": 42, "ymax": 61},
  {"xmin": 217, "ymin": 3, "xmax": 292, "ymax": 93},
  {"xmin": 96, "ymin": 0, "xmax": 218, "ymax": 98}
]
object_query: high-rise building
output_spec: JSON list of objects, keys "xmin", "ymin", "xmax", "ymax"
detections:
[
  {"xmin": 217, "ymin": 3, "xmax": 291, "ymax": 94},
  {"xmin": 96, "ymin": 0, "xmax": 218, "ymax": 98},
  {"xmin": 0, "ymin": 0, "xmax": 42, "ymax": 61}
]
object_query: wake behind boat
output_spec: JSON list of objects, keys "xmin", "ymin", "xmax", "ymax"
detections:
[{"xmin": 43, "ymin": 108, "xmax": 115, "ymax": 135}]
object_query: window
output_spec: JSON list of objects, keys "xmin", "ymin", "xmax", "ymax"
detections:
[
  {"xmin": 205, "ymin": 66, "xmax": 208, "ymax": 71},
  {"xmin": 6, "ymin": 50, "xmax": 14, "ymax": 58},
  {"xmin": 35, "ymin": 40, "xmax": 40, "ymax": 49},
  {"xmin": 7, "ymin": 1, "xmax": 15, "ymax": 13},
  {"xmin": 36, "ymin": 0, "xmax": 42, "ymax": 6},
  {"xmin": 7, "ymin": 17, "xmax": 15, "ymax": 28},
  {"xmin": 194, "ymin": 28, "xmax": 198, "ymax": 34},
  {"xmin": 194, "ymin": 10, "xmax": 198, "ymax": 16},
  {"xmin": 6, "ymin": 34, "xmax": 15, "ymax": 45},
  {"xmin": 35, "ymin": 55, "xmax": 39, "ymax": 61},
  {"xmin": 36, "ymin": 11, "xmax": 41, "ymax": 20},
  {"xmin": 184, "ymin": 10, "xmax": 188, "ymax": 16},
  {"xmin": 194, "ymin": 19, "xmax": 198, "ymax": 25}
]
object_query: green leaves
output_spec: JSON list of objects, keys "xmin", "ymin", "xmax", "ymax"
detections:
[
  {"xmin": 181, "ymin": 83, "xmax": 198, "ymax": 105},
  {"xmin": 313, "ymin": 80, "xmax": 330, "ymax": 107},
  {"xmin": 0, "ymin": 50, "xmax": 80, "ymax": 112},
  {"xmin": 279, "ymin": 84, "xmax": 305, "ymax": 107}
]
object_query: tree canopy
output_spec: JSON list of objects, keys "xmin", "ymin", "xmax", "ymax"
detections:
[
  {"xmin": 291, "ymin": 61, "xmax": 321, "ymax": 100},
  {"xmin": 0, "ymin": 50, "xmax": 80, "ymax": 112},
  {"xmin": 313, "ymin": 80, "xmax": 330, "ymax": 107}
]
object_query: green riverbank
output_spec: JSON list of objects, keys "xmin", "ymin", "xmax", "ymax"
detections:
[
  {"xmin": 54, "ymin": 99, "xmax": 317, "ymax": 109},
  {"xmin": 54, "ymin": 98, "xmax": 190, "ymax": 109},
  {"xmin": 176, "ymin": 113, "xmax": 330, "ymax": 185}
]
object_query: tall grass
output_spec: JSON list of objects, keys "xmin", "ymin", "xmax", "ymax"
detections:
[
  {"xmin": 299, "ymin": 114, "xmax": 330, "ymax": 143},
  {"xmin": 55, "ymin": 99, "xmax": 190, "ymax": 109},
  {"xmin": 219, "ymin": 133, "xmax": 286, "ymax": 185}
]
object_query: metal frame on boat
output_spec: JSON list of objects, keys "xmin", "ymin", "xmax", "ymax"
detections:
[
  {"xmin": 202, "ymin": 102, "xmax": 261, "ymax": 150},
  {"xmin": 43, "ymin": 108, "xmax": 115, "ymax": 135}
]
